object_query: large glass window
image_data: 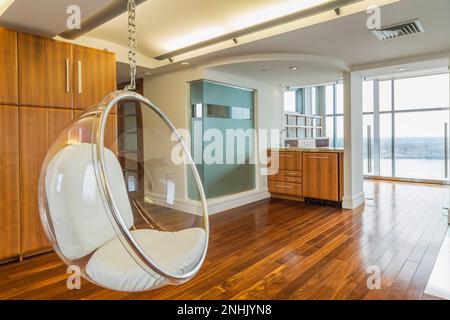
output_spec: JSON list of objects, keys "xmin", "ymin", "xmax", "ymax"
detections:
[
  {"xmin": 326, "ymin": 72, "xmax": 449, "ymax": 182},
  {"xmin": 394, "ymin": 110, "xmax": 448, "ymax": 180},
  {"xmin": 394, "ymin": 74, "xmax": 449, "ymax": 110},
  {"xmin": 283, "ymin": 91, "xmax": 296, "ymax": 112}
]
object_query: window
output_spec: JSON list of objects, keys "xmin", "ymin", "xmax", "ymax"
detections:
[
  {"xmin": 363, "ymin": 72, "xmax": 449, "ymax": 180},
  {"xmin": 311, "ymin": 86, "xmax": 317, "ymax": 115},
  {"xmin": 324, "ymin": 83, "xmax": 343, "ymax": 148},
  {"xmin": 363, "ymin": 80, "xmax": 374, "ymax": 113},
  {"xmin": 283, "ymin": 91, "xmax": 296, "ymax": 112},
  {"xmin": 394, "ymin": 74, "xmax": 449, "ymax": 110},
  {"xmin": 325, "ymin": 72, "xmax": 450, "ymax": 181}
]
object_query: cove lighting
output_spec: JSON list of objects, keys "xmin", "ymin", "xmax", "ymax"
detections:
[{"xmin": 0, "ymin": 0, "xmax": 14, "ymax": 16}]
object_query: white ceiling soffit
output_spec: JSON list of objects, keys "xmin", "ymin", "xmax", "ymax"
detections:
[
  {"xmin": 188, "ymin": 0, "xmax": 450, "ymax": 75},
  {"xmin": 0, "ymin": 0, "xmax": 113, "ymax": 38},
  {"xmin": 208, "ymin": 57, "xmax": 348, "ymax": 87},
  {"xmin": 84, "ymin": 0, "xmax": 399, "ymax": 70}
]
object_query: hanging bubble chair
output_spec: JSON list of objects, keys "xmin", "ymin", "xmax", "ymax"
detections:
[{"xmin": 38, "ymin": 91, "xmax": 209, "ymax": 292}]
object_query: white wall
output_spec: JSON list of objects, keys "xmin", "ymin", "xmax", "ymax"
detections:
[{"xmin": 143, "ymin": 67, "xmax": 283, "ymax": 214}]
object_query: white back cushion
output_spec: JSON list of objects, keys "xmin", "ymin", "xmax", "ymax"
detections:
[{"xmin": 45, "ymin": 143, "xmax": 134, "ymax": 260}]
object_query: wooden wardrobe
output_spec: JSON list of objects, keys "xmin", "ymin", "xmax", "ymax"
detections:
[{"xmin": 0, "ymin": 27, "xmax": 117, "ymax": 262}]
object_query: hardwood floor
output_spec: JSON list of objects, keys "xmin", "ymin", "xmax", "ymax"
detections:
[{"xmin": 0, "ymin": 180, "xmax": 448, "ymax": 300}]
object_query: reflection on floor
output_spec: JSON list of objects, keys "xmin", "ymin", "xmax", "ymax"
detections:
[
  {"xmin": 425, "ymin": 228, "xmax": 450, "ymax": 299},
  {"xmin": 0, "ymin": 180, "xmax": 448, "ymax": 299}
]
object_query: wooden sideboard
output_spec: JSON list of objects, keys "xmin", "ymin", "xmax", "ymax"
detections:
[
  {"xmin": 268, "ymin": 149, "xmax": 344, "ymax": 205},
  {"xmin": 0, "ymin": 27, "xmax": 117, "ymax": 263}
]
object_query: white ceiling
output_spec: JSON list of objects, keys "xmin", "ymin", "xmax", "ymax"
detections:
[
  {"xmin": 209, "ymin": 58, "xmax": 346, "ymax": 86},
  {"xmin": 0, "ymin": 0, "xmax": 112, "ymax": 37},
  {"xmin": 194, "ymin": 0, "xmax": 450, "ymax": 86},
  {"xmin": 86, "ymin": 0, "xmax": 338, "ymax": 58},
  {"xmin": 2, "ymin": 0, "xmax": 449, "ymax": 86},
  {"xmin": 198, "ymin": 0, "xmax": 450, "ymax": 68}
]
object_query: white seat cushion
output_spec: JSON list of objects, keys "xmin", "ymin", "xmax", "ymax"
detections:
[
  {"xmin": 45, "ymin": 143, "xmax": 134, "ymax": 260},
  {"xmin": 86, "ymin": 228, "xmax": 206, "ymax": 292}
]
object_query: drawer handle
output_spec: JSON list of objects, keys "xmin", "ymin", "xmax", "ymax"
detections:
[
  {"xmin": 285, "ymin": 172, "xmax": 300, "ymax": 176},
  {"xmin": 286, "ymin": 178, "xmax": 299, "ymax": 182},
  {"xmin": 307, "ymin": 156, "xmax": 329, "ymax": 159},
  {"xmin": 279, "ymin": 154, "xmax": 293, "ymax": 158},
  {"xmin": 275, "ymin": 184, "xmax": 294, "ymax": 189}
]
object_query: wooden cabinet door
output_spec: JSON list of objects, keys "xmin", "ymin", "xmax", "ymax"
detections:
[
  {"xmin": 45, "ymin": 40, "xmax": 72, "ymax": 109},
  {"xmin": 20, "ymin": 107, "xmax": 73, "ymax": 256},
  {"xmin": 278, "ymin": 151, "xmax": 302, "ymax": 171},
  {"xmin": 19, "ymin": 107, "xmax": 49, "ymax": 255},
  {"xmin": 0, "ymin": 106, "xmax": 20, "ymax": 261},
  {"xmin": 18, "ymin": 33, "xmax": 47, "ymax": 107},
  {"xmin": 73, "ymin": 45, "xmax": 116, "ymax": 111},
  {"xmin": 302, "ymin": 153, "xmax": 339, "ymax": 201},
  {"xmin": 0, "ymin": 28, "xmax": 18, "ymax": 105},
  {"xmin": 18, "ymin": 34, "xmax": 72, "ymax": 109}
]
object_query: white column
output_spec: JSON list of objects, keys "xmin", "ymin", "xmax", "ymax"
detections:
[
  {"xmin": 448, "ymin": 56, "xmax": 450, "ymax": 224},
  {"xmin": 342, "ymin": 71, "xmax": 365, "ymax": 209}
]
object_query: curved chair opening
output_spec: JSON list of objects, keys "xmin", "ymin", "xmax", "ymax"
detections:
[{"xmin": 38, "ymin": 91, "xmax": 209, "ymax": 292}]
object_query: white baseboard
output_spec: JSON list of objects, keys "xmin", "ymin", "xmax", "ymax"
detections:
[
  {"xmin": 207, "ymin": 189, "xmax": 270, "ymax": 215},
  {"xmin": 342, "ymin": 192, "xmax": 365, "ymax": 209},
  {"xmin": 145, "ymin": 189, "xmax": 270, "ymax": 216}
]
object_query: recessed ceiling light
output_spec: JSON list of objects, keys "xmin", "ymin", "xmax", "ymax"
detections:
[
  {"xmin": 143, "ymin": 71, "xmax": 152, "ymax": 76},
  {"xmin": 337, "ymin": 75, "xmax": 343, "ymax": 79},
  {"xmin": 289, "ymin": 66, "xmax": 300, "ymax": 71},
  {"xmin": 181, "ymin": 62, "xmax": 190, "ymax": 66},
  {"xmin": 397, "ymin": 67, "xmax": 407, "ymax": 71}
]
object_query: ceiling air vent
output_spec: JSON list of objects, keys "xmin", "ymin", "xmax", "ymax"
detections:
[{"xmin": 371, "ymin": 20, "xmax": 425, "ymax": 41}]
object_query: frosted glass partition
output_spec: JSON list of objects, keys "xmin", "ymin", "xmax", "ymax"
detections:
[{"xmin": 189, "ymin": 80, "xmax": 255, "ymax": 199}]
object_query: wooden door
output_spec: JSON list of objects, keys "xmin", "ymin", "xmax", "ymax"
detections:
[
  {"xmin": 20, "ymin": 107, "xmax": 73, "ymax": 256},
  {"xmin": 73, "ymin": 45, "xmax": 116, "ymax": 111},
  {"xmin": 0, "ymin": 106, "xmax": 20, "ymax": 261},
  {"xmin": 19, "ymin": 33, "xmax": 72, "ymax": 109},
  {"xmin": 0, "ymin": 28, "xmax": 18, "ymax": 105},
  {"xmin": 18, "ymin": 33, "xmax": 47, "ymax": 107},
  {"xmin": 45, "ymin": 39, "xmax": 72, "ymax": 108},
  {"xmin": 19, "ymin": 107, "xmax": 48, "ymax": 255},
  {"xmin": 302, "ymin": 153, "xmax": 339, "ymax": 201}
]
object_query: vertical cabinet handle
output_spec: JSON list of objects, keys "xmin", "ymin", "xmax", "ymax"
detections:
[
  {"xmin": 65, "ymin": 58, "xmax": 70, "ymax": 93},
  {"xmin": 77, "ymin": 60, "xmax": 82, "ymax": 94}
]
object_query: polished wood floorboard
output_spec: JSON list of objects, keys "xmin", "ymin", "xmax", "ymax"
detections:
[{"xmin": 0, "ymin": 180, "xmax": 448, "ymax": 300}]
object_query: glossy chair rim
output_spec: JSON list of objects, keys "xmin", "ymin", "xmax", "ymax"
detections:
[{"xmin": 94, "ymin": 90, "xmax": 209, "ymax": 281}]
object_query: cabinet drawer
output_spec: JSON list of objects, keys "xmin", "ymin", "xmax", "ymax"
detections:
[
  {"xmin": 267, "ymin": 151, "xmax": 302, "ymax": 171},
  {"xmin": 268, "ymin": 181, "xmax": 302, "ymax": 197},
  {"xmin": 268, "ymin": 170, "xmax": 302, "ymax": 183}
]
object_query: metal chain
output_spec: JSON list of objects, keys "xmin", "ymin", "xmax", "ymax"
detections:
[{"xmin": 124, "ymin": 0, "xmax": 137, "ymax": 91}]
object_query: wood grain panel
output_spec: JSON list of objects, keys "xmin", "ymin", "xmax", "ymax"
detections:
[
  {"xmin": 0, "ymin": 106, "xmax": 20, "ymax": 261},
  {"xmin": 268, "ymin": 181, "xmax": 303, "ymax": 197},
  {"xmin": 73, "ymin": 45, "xmax": 116, "ymax": 111},
  {"xmin": 277, "ymin": 151, "xmax": 302, "ymax": 171},
  {"xmin": 45, "ymin": 39, "xmax": 72, "ymax": 109},
  {"xmin": 19, "ymin": 107, "xmax": 49, "ymax": 255},
  {"xmin": 268, "ymin": 170, "xmax": 302, "ymax": 183},
  {"xmin": 0, "ymin": 28, "xmax": 18, "ymax": 105},
  {"xmin": 18, "ymin": 33, "xmax": 46, "ymax": 107},
  {"xmin": 19, "ymin": 107, "xmax": 73, "ymax": 256},
  {"xmin": 302, "ymin": 152, "xmax": 339, "ymax": 201}
]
